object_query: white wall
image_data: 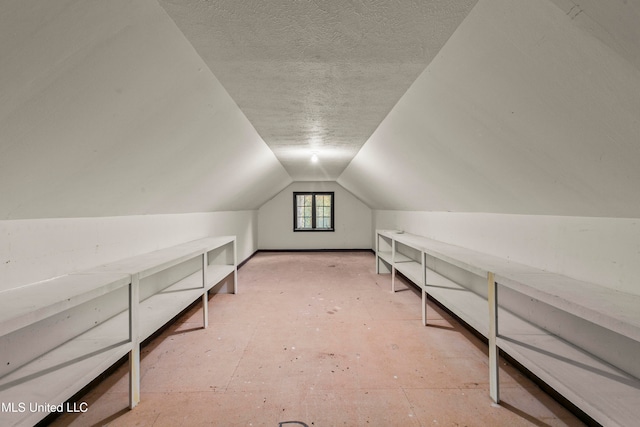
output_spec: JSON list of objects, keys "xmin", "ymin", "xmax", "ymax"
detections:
[
  {"xmin": 374, "ymin": 210, "xmax": 640, "ymax": 295},
  {"xmin": 0, "ymin": 211, "xmax": 258, "ymax": 291},
  {"xmin": 258, "ymin": 182, "xmax": 371, "ymax": 250}
]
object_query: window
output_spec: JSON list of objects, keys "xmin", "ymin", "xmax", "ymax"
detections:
[{"xmin": 293, "ymin": 192, "xmax": 334, "ymax": 232}]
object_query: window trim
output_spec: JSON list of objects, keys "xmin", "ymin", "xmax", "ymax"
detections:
[{"xmin": 293, "ymin": 191, "xmax": 335, "ymax": 232}]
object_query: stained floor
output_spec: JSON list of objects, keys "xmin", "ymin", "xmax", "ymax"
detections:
[{"xmin": 50, "ymin": 251, "xmax": 584, "ymax": 426}]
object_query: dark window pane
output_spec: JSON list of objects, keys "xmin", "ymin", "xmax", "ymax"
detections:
[{"xmin": 295, "ymin": 192, "xmax": 333, "ymax": 231}]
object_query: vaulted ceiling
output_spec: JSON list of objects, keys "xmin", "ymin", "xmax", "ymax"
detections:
[
  {"xmin": 157, "ymin": 0, "xmax": 477, "ymax": 180},
  {"xmin": 0, "ymin": 0, "xmax": 639, "ymax": 220},
  {"xmin": 338, "ymin": 0, "xmax": 640, "ymax": 217}
]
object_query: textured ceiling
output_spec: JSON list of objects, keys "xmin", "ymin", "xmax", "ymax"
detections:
[{"xmin": 158, "ymin": 0, "xmax": 478, "ymax": 180}]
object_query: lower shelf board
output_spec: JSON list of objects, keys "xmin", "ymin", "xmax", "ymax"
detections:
[
  {"xmin": 395, "ymin": 261, "xmax": 422, "ymax": 286},
  {"xmin": 206, "ymin": 265, "xmax": 236, "ymax": 293},
  {"xmin": 0, "ymin": 331, "xmax": 132, "ymax": 427},
  {"xmin": 138, "ymin": 264, "xmax": 234, "ymax": 340},
  {"xmin": 377, "ymin": 251, "xmax": 393, "ymax": 265},
  {"xmin": 497, "ymin": 333, "xmax": 640, "ymax": 427}
]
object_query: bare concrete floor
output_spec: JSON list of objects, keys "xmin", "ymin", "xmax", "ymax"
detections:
[{"xmin": 51, "ymin": 251, "xmax": 585, "ymax": 426}]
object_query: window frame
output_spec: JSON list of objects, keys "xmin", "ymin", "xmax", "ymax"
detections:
[{"xmin": 293, "ymin": 191, "xmax": 335, "ymax": 232}]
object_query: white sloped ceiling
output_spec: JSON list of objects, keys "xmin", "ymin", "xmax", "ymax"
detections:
[
  {"xmin": 0, "ymin": 0, "xmax": 291, "ymax": 220},
  {"xmin": 3, "ymin": 0, "xmax": 638, "ymax": 220},
  {"xmin": 156, "ymin": 0, "xmax": 478, "ymax": 181},
  {"xmin": 339, "ymin": 0, "xmax": 640, "ymax": 218}
]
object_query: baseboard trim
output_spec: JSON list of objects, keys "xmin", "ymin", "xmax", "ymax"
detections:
[
  {"xmin": 238, "ymin": 250, "xmax": 259, "ymax": 269},
  {"xmin": 238, "ymin": 249, "xmax": 374, "ymax": 268},
  {"xmin": 256, "ymin": 248, "xmax": 374, "ymax": 253}
]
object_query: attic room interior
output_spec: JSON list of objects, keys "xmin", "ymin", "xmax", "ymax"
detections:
[{"xmin": 1, "ymin": 0, "xmax": 639, "ymax": 426}]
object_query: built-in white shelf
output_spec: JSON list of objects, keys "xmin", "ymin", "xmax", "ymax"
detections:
[
  {"xmin": 0, "ymin": 236, "xmax": 237, "ymax": 427},
  {"xmin": 496, "ymin": 271, "xmax": 640, "ymax": 343},
  {"xmin": 394, "ymin": 260, "xmax": 423, "ymax": 287},
  {"xmin": 0, "ymin": 272, "xmax": 131, "ymax": 337},
  {"xmin": 137, "ymin": 264, "xmax": 235, "ymax": 341},
  {"xmin": 376, "ymin": 250, "xmax": 393, "ymax": 266},
  {"xmin": 0, "ymin": 272, "xmax": 133, "ymax": 427},
  {"xmin": 497, "ymin": 332, "xmax": 640, "ymax": 427},
  {"xmin": 375, "ymin": 229, "xmax": 640, "ymax": 427}
]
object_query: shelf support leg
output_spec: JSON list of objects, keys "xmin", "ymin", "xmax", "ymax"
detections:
[
  {"xmin": 391, "ymin": 239, "xmax": 396, "ymax": 292},
  {"xmin": 421, "ymin": 289, "xmax": 427, "ymax": 326},
  {"xmin": 202, "ymin": 252, "xmax": 209, "ymax": 329},
  {"xmin": 233, "ymin": 239, "xmax": 238, "ymax": 294},
  {"xmin": 488, "ymin": 271, "xmax": 500, "ymax": 403},
  {"xmin": 422, "ymin": 251, "xmax": 427, "ymax": 326},
  {"xmin": 375, "ymin": 233, "xmax": 380, "ymax": 274},
  {"xmin": 129, "ymin": 275, "xmax": 140, "ymax": 409}
]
